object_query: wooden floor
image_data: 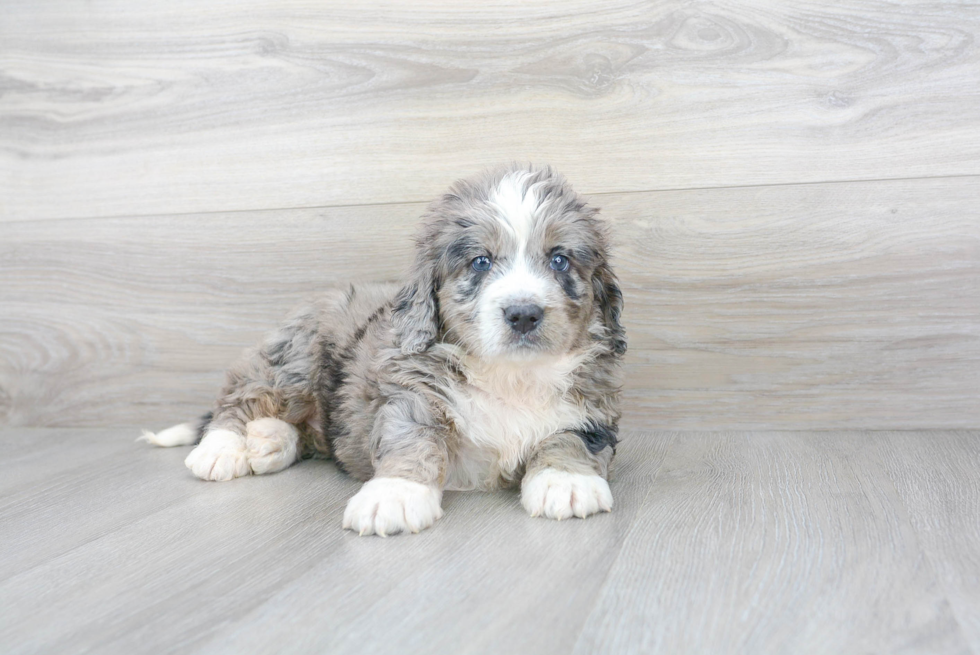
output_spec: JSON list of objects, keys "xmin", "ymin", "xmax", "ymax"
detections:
[
  {"xmin": 0, "ymin": 427, "xmax": 977, "ymax": 654},
  {"xmin": 2, "ymin": 1, "xmax": 979, "ymax": 653}
]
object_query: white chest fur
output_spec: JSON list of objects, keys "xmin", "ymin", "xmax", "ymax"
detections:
[{"xmin": 440, "ymin": 351, "xmax": 590, "ymax": 491}]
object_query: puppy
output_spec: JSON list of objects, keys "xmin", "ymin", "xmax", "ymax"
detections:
[{"xmin": 140, "ymin": 164, "xmax": 626, "ymax": 536}]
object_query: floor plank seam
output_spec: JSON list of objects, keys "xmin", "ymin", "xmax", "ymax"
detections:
[
  {"xmin": 566, "ymin": 431, "xmax": 682, "ymax": 654},
  {"xmin": 6, "ymin": 172, "xmax": 979, "ymax": 226}
]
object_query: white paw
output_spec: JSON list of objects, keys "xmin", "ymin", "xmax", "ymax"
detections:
[
  {"xmin": 137, "ymin": 422, "xmax": 198, "ymax": 447},
  {"xmin": 343, "ymin": 478, "xmax": 443, "ymax": 537},
  {"xmin": 245, "ymin": 417, "xmax": 300, "ymax": 475},
  {"xmin": 184, "ymin": 429, "xmax": 250, "ymax": 481},
  {"xmin": 521, "ymin": 469, "xmax": 613, "ymax": 520}
]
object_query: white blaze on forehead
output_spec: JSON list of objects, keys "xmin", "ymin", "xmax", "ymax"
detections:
[
  {"xmin": 477, "ymin": 170, "xmax": 562, "ymax": 355},
  {"xmin": 490, "ymin": 171, "xmax": 539, "ymax": 247}
]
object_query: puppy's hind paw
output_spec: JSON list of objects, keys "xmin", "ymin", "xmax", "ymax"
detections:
[
  {"xmin": 184, "ymin": 429, "xmax": 250, "ymax": 481},
  {"xmin": 343, "ymin": 478, "xmax": 443, "ymax": 537},
  {"xmin": 245, "ymin": 417, "xmax": 300, "ymax": 475},
  {"xmin": 521, "ymin": 469, "xmax": 613, "ymax": 520}
]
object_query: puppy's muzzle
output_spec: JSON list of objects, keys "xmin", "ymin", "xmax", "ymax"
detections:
[{"xmin": 503, "ymin": 304, "xmax": 544, "ymax": 335}]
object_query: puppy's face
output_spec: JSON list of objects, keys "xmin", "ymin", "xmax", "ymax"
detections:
[
  {"xmin": 388, "ymin": 167, "xmax": 624, "ymax": 363},
  {"xmin": 437, "ymin": 171, "xmax": 600, "ymax": 360}
]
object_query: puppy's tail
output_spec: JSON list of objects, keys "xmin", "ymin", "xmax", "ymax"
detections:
[{"xmin": 137, "ymin": 412, "xmax": 213, "ymax": 447}]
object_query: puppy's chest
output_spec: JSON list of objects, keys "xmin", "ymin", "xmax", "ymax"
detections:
[{"xmin": 444, "ymin": 382, "xmax": 587, "ymax": 491}]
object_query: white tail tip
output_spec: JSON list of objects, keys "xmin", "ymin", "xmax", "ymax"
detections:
[{"xmin": 137, "ymin": 422, "xmax": 198, "ymax": 447}]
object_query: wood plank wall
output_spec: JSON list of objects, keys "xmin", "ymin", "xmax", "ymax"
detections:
[{"xmin": 1, "ymin": 1, "xmax": 978, "ymax": 429}]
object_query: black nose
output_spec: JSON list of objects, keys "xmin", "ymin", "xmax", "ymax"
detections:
[{"xmin": 503, "ymin": 305, "xmax": 544, "ymax": 335}]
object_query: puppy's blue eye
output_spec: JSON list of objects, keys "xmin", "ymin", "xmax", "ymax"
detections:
[
  {"xmin": 550, "ymin": 254, "xmax": 570, "ymax": 272},
  {"xmin": 472, "ymin": 256, "xmax": 493, "ymax": 272}
]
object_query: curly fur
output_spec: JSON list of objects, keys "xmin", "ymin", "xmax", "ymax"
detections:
[{"xmin": 141, "ymin": 164, "xmax": 626, "ymax": 535}]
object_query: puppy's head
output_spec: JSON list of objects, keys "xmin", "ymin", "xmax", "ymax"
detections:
[{"xmin": 392, "ymin": 165, "xmax": 625, "ymax": 361}]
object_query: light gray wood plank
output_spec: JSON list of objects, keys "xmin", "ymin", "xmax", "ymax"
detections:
[
  {"xmin": 875, "ymin": 432, "xmax": 980, "ymax": 653},
  {"xmin": 573, "ymin": 431, "xmax": 974, "ymax": 655},
  {"xmin": 193, "ymin": 431, "xmax": 671, "ymax": 655},
  {"xmin": 0, "ymin": 428, "xmax": 673, "ymax": 654},
  {"xmin": 606, "ymin": 177, "xmax": 980, "ymax": 430},
  {"xmin": 2, "ymin": 177, "xmax": 977, "ymax": 430},
  {"xmin": 4, "ymin": 429, "xmax": 978, "ymax": 654},
  {"xmin": 2, "ymin": 1, "xmax": 980, "ymax": 219},
  {"xmin": 0, "ymin": 205, "xmax": 420, "ymax": 427},
  {"xmin": 0, "ymin": 427, "xmax": 140, "ymax": 498},
  {"xmin": 0, "ymin": 427, "xmax": 362, "ymax": 653}
]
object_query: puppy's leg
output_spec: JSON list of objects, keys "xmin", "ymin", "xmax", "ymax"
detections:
[
  {"xmin": 185, "ymin": 310, "xmax": 318, "ymax": 481},
  {"xmin": 521, "ymin": 431, "xmax": 615, "ymax": 520},
  {"xmin": 342, "ymin": 399, "xmax": 447, "ymax": 537},
  {"xmin": 188, "ymin": 399, "xmax": 306, "ymax": 483}
]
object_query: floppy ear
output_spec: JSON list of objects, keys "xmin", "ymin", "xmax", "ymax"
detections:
[
  {"xmin": 391, "ymin": 253, "xmax": 440, "ymax": 355},
  {"xmin": 592, "ymin": 260, "xmax": 627, "ymax": 356}
]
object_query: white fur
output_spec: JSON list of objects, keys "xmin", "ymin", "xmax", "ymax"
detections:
[
  {"xmin": 184, "ymin": 429, "xmax": 250, "ymax": 481},
  {"xmin": 137, "ymin": 423, "xmax": 198, "ymax": 447},
  {"xmin": 141, "ymin": 417, "xmax": 299, "ymax": 481},
  {"xmin": 343, "ymin": 477, "xmax": 444, "ymax": 537},
  {"xmin": 435, "ymin": 346, "xmax": 594, "ymax": 490},
  {"xmin": 477, "ymin": 172, "xmax": 568, "ymax": 357},
  {"xmin": 476, "ymin": 264, "xmax": 554, "ymax": 356},
  {"xmin": 245, "ymin": 417, "xmax": 300, "ymax": 475},
  {"xmin": 485, "ymin": 258, "xmax": 550, "ymax": 305},
  {"xmin": 490, "ymin": 171, "xmax": 538, "ymax": 243},
  {"xmin": 521, "ymin": 468, "xmax": 613, "ymax": 519}
]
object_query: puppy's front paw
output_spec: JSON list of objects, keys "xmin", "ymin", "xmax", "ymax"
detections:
[
  {"xmin": 521, "ymin": 469, "xmax": 613, "ymax": 520},
  {"xmin": 184, "ymin": 429, "xmax": 250, "ymax": 481},
  {"xmin": 343, "ymin": 477, "xmax": 443, "ymax": 537}
]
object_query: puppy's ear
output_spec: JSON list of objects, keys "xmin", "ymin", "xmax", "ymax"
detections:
[
  {"xmin": 392, "ymin": 253, "xmax": 440, "ymax": 355},
  {"xmin": 592, "ymin": 260, "xmax": 627, "ymax": 356}
]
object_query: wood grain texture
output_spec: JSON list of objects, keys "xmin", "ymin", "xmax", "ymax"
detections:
[
  {"xmin": 875, "ymin": 432, "xmax": 980, "ymax": 653},
  {"xmin": 1, "ymin": 176, "xmax": 977, "ymax": 429},
  {"xmin": 2, "ymin": 0, "xmax": 980, "ymax": 219},
  {"xmin": 572, "ymin": 431, "xmax": 973, "ymax": 655},
  {"xmin": 0, "ymin": 427, "xmax": 673, "ymax": 654},
  {"xmin": 1, "ymin": 428, "xmax": 977, "ymax": 654}
]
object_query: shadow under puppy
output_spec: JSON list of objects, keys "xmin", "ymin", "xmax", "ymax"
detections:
[{"xmin": 140, "ymin": 164, "xmax": 626, "ymax": 536}]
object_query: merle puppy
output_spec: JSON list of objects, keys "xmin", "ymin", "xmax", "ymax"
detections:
[{"xmin": 141, "ymin": 164, "xmax": 626, "ymax": 536}]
